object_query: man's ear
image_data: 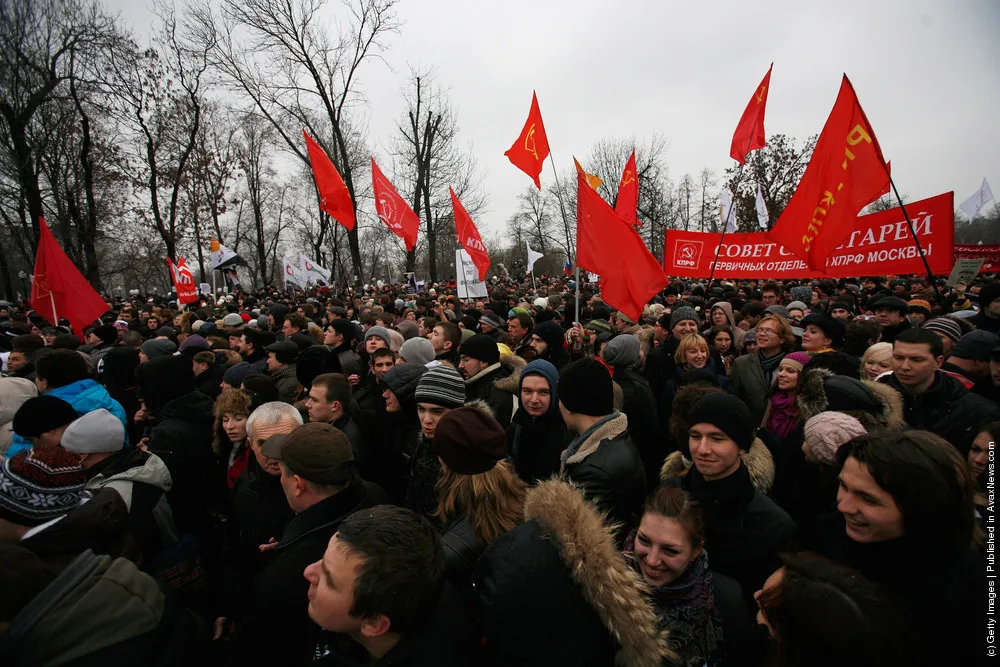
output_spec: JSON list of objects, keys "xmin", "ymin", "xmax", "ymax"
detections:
[
  {"xmin": 293, "ymin": 474, "xmax": 308, "ymax": 498},
  {"xmin": 359, "ymin": 613, "xmax": 392, "ymax": 639}
]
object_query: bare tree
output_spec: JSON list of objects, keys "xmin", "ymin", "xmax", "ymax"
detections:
[{"xmin": 724, "ymin": 133, "xmax": 817, "ymax": 232}]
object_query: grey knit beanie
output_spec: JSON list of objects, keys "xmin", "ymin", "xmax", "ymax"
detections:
[
  {"xmin": 602, "ymin": 335, "xmax": 641, "ymax": 367},
  {"xmin": 669, "ymin": 306, "xmax": 699, "ymax": 331}
]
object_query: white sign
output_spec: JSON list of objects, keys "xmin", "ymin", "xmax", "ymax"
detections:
[
  {"xmin": 199, "ymin": 283, "xmax": 212, "ymax": 295},
  {"xmin": 947, "ymin": 258, "xmax": 985, "ymax": 287},
  {"xmin": 456, "ymin": 249, "xmax": 488, "ymax": 299}
]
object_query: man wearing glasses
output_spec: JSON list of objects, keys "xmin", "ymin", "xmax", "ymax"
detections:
[{"xmin": 730, "ymin": 315, "xmax": 795, "ymax": 425}]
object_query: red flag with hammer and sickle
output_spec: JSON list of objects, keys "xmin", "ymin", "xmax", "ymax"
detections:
[
  {"xmin": 504, "ymin": 91, "xmax": 550, "ymax": 189},
  {"xmin": 615, "ymin": 150, "xmax": 641, "ymax": 227},
  {"xmin": 371, "ymin": 158, "xmax": 420, "ymax": 251},
  {"xmin": 730, "ymin": 63, "xmax": 773, "ymax": 164}
]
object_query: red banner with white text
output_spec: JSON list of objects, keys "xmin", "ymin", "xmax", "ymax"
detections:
[
  {"xmin": 954, "ymin": 244, "xmax": 1000, "ymax": 274},
  {"xmin": 664, "ymin": 192, "xmax": 954, "ymax": 279}
]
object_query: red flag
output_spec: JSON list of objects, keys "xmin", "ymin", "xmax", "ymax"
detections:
[
  {"xmin": 168, "ymin": 256, "xmax": 199, "ymax": 306},
  {"xmin": 730, "ymin": 63, "xmax": 773, "ymax": 164},
  {"xmin": 303, "ymin": 130, "xmax": 356, "ymax": 231},
  {"xmin": 371, "ymin": 158, "xmax": 420, "ymax": 251},
  {"xmin": 577, "ymin": 172, "xmax": 667, "ymax": 321},
  {"xmin": 30, "ymin": 218, "xmax": 107, "ymax": 334},
  {"xmin": 615, "ymin": 151, "xmax": 641, "ymax": 227},
  {"xmin": 504, "ymin": 91, "xmax": 550, "ymax": 188},
  {"xmin": 450, "ymin": 187, "xmax": 490, "ymax": 281},
  {"xmin": 767, "ymin": 76, "xmax": 889, "ymax": 271},
  {"xmin": 865, "ymin": 160, "xmax": 892, "ymax": 205}
]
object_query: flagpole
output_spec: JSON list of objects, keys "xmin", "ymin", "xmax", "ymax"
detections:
[
  {"xmin": 547, "ymin": 156, "xmax": 580, "ymax": 324},
  {"xmin": 707, "ymin": 139, "xmax": 755, "ymax": 286},
  {"xmin": 49, "ymin": 291, "xmax": 58, "ymax": 324},
  {"xmin": 889, "ymin": 176, "xmax": 944, "ymax": 305},
  {"xmin": 530, "ymin": 268, "xmax": 536, "ymax": 292}
]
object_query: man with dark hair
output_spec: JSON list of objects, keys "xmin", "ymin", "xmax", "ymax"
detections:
[
  {"xmin": 324, "ymin": 319, "xmax": 363, "ymax": 379},
  {"xmin": 879, "ymin": 327, "xmax": 1000, "ymax": 455},
  {"xmin": 266, "ymin": 340, "xmax": 302, "ymax": 404},
  {"xmin": 85, "ymin": 324, "xmax": 118, "ymax": 367},
  {"xmin": 965, "ymin": 282, "xmax": 1000, "ymax": 334},
  {"xmin": 307, "ymin": 373, "xmax": 369, "ymax": 473},
  {"xmin": 428, "ymin": 322, "xmax": 461, "ymax": 365},
  {"xmin": 871, "ymin": 296, "xmax": 911, "ymax": 344},
  {"xmin": 760, "ymin": 283, "xmax": 780, "ymax": 307},
  {"xmin": 239, "ymin": 328, "xmax": 274, "ymax": 372},
  {"xmin": 283, "ymin": 313, "xmax": 308, "ymax": 339},
  {"xmin": 6, "ymin": 334, "xmax": 44, "ymax": 378},
  {"xmin": 458, "ymin": 334, "xmax": 518, "ymax": 428},
  {"xmin": 739, "ymin": 301, "xmax": 765, "ymax": 329},
  {"xmin": 416, "ymin": 316, "xmax": 438, "ymax": 339},
  {"xmin": 234, "ymin": 423, "xmax": 389, "ymax": 667},
  {"xmin": 304, "ymin": 505, "xmax": 472, "ymax": 665}
]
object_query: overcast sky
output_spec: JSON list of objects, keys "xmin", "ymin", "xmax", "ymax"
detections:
[{"xmin": 105, "ymin": 0, "xmax": 1000, "ymax": 237}]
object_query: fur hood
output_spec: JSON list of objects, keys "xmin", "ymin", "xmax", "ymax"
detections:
[
  {"xmin": 659, "ymin": 437, "xmax": 776, "ymax": 493},
  {"xmin": 524, "ymin": 479, "xmax": 673, "ymax": 667},
  {"xmin": 564, "ymin": 412, "xmax": 629, "ymax": 467},
  {"xmin": 463, "ymin": 398, "xmax": 495, "ymax": 418},
  {"xmin": 797, "ymin": 367, "xmax": 904, "ymax": 432},
  {"xmin": 494, "ymin": 353, "xmax": 526, "ymax": 393}
]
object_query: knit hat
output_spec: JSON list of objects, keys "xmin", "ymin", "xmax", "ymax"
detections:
[
  {"xmin": 383, "ymin": 363, "xmax": 428, "ymax": 405},
  {"xmin": 789, "ymin": 286, "xmax": 813, "ymax": 304},
  {"xmin": 479, "ymin": 311, "xmax": 505, "ymax": 331},
  {"xmin": 803, "ymin": 412, "xmax": 867, "ymax": 465},
  {"xmin": 0, "ymin": 449, "xmax": 86, "ymax": 526},
  {"xmin": 92, "ymin": 324, "xmax": 118, "ymax": 346},
  {"xmin": 602, "ymin": 335, "xmax": 641, "ymax": 367},
  {"xmin": 907, "ymin": 299, "xmax": 931, "ymax": 316},
  {"xmin": 532, "ymin": 320, "xmax": 565, "ymax": 349},
  {"xmin": 432, "ymin": 407, "xmax": 507, "ymax": 475},
  {"xmin": 141, "ymin": 338, "xmax": 177, "ymax": 360},
  {"xmin": 460, "ymin": 328, "xmax": 476, "ymax": 344},
  {"xmin": 801, "ymin": 313, "xmax": 845, "ymax": 348},
  {"xmin": 364, "ymin": 326, "xmax": 392, "ymax": 348},
  {"xmin": 688, "ymin": 393, "xmax": 753, "ymax": 452},
  {"xmin": 178, "ymin": 334, "xmax": 210, "ymax": 356},
  {"xmin": 222, "ymin": 313, "xmax": 244, "ymax": 328},
  {"xmin": 222, "ymin": 361, "xmax": 257, "ymax": 388},
  {"xmin": 12, "ymin": 396, "xmax": 78, "ymax": 438},
  {"xmin": 978, "ymin": 282, "xmax": 1000, "ymax": 310},
  {"xmin": 923, "ymin": 317, "xmax": 962, "ymax": 344},
  {"xmin": 952, "ymin": 330, "xmax": 1000, "ymax": 362},
  {"xmin": 414, "ymin": 365, "xmax": 466, "ymax": 409},
  {"xmin": 670, "ymin": 306, "xmax": 699, "ymax": 331},
  {"xmin": 763, "ymin": 305, "xmax": 790, "ymax": 319},
  {"xmin": 780, "ymin": 351, "xmax": 812, "ymax": 373},
  {"xmin": 786, "ymin": 300, "xmax": 808, "ymax": 313},
  {"xmin": 557, "ymin": 359, "xmax": 613, "ymax": 417},
  {"xmin": 460, "ymin": 333, "xmax": 500, "ymax": 365},
  {"xmin": 399, "ymin": 337, "xmax": 435, "ymax": 366},
  {"xmin": 60, "ymin": 408, "xmax": 125, "ymax": 454},
  {"xmin": 396, "ymin": 320, "xmax": 418, "ymax": 340},
  {"xmin": 155, "ymin": 326, "xmax": 176, "ymax": 338}
]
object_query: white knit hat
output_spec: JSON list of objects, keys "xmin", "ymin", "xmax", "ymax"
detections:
[
  {"xmin": 61, "ymin": 409, "xmax": 125, "ymax": 454},
  {"xmin": 803, "ymin": 411, "xmax": 866, "ymax": 465}
]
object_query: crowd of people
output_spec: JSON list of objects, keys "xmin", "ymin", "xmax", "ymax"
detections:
[{"xmin": 0, "ymin": 271, "xmax": 995, "ymax": 666}]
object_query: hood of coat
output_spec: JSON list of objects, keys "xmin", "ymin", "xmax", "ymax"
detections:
[
  {"xmin": 90, "ymin": 449, "xmax": 173, "ymax": 493},
  {"xmin": 0, "ymin": 377, "xmax": 37, "ymax": 424},
  {"xmin": 11, "ymin": 552, "xmax": 166, "ymax": 667},
  {"xmin": 798, "ymin": 367, "xmax": 905, "ymax": 432},
  {"xmin": 524, "ymin": 479, "xmax": 673, "ymax": 667},
  {"xmin": 660, "ymin": 437, "xmax": 776, "ymax": 493},
  {"xmin": 518, "ymin": 359, "xmax": 560, "ymax": 416},
  {"xmin": 492, "ymin": 354, "xmax": 526, "ymax": 394},
  {"xmin": 564, "ymin": 411, "xmax": 629, "ymax": 467}
]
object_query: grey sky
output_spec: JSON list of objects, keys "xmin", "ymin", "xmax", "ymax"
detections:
[{"xmin": 106, "ymin": 0, "xmax": 1000, "ymax": 237}]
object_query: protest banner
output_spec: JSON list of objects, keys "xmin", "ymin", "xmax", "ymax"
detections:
[
  {"xmin": 664, "ymin": 192, "xmax": 954, "ymax": 279},
  {"xmin": 946, "ymin": 258, "xmax": 985, "ymax": 287},
  {"xmin": 954, "ymin": 244, "xmax": 1000, "ymax": 274},
  {"xmin": 456, "ymin": 249, "xmax": 489, "ymax": 299}
]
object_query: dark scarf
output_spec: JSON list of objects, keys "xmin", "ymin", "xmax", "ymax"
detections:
[
  {"xmin": 622, "ymin": 541, "xmax": 722, "ymax": 666},
  {"xmin": 758, "ymin": 350, "xmax": 785, "ymax": 386},
  {"xmin": 686, "ymin": 461, "xmax": 756, "ymax": 522}
]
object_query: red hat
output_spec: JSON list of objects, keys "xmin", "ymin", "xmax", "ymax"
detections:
[{"xmin": 240, "ymin": 313, "xmax": 252, "ymax": 323}]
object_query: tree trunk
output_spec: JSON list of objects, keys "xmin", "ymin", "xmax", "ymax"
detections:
[
  {"xmin": 70, "ymin": 68, "xmax": 103, "ymax": 291},
  {"xmin": 5, "ymin": 115, "xmax": 45, "ymax": 248}
]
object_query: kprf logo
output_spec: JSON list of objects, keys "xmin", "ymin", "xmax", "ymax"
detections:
[{"xmin": 673, "ymin": 240, "xmax": 703, "ymax": 268}]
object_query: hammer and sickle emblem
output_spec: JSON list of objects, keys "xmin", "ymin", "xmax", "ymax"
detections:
[
  {"xmin": 525, "ymin": 123, "xmax": 539, "ymax": 160},
  {"xmin": 756, "ymin": 85, "xmax": 766, "ymax": 103},
  {"xmin": 622, "ymin": 170, "xmax": 636, "ymax": 186}
]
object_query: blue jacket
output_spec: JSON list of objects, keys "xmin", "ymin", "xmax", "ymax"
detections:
[{"xmin": 7, "ymin": 379, "xmax": 128, "ymax": 458}]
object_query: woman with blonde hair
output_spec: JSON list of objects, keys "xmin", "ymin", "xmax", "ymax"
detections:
[
  {"xmin": 432, "ymin": 406, "xmax": 526, "ymax": 593},
  {"xmin": 661, "ymin": 334, "xmax": 731, "ymax": 415},
  {"xmin": 860, "ymin": 342, "xmax": 893, "ymax": 381}
]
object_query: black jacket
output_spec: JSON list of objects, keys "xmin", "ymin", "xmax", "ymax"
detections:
[
  {"xmin": 330, "ymin": 342, "xmax": 363, "ymax": 378},
  {"xmin": 880, "ymin": 370, "xmax": 1000, "ymax": 456},
  {"xmin": 613, "ymin": 366, "xmax": 664, "ymax": 487},
  {"xmin": 965, "ymin": 310, "xmax": 1000, "ymax": 334},
  {"xmin": 232, "ymin": 477, "xmax": 389, "ymax": 667},
  {"xmin": 404, "ymin": 433, "xmax": 441, "ymax": 519},
  {"xmin": 332, "ymin": 414, "xmax": 371, "ymax": 478},
  {"xmin": 506, "ymin": 408, "xmax": 572, "ymax": 484},
  {"xmin": 878, "ymin": 318, "xmax": 911, "ymax": 344},
  {"xmin": 440, "ymin": 515, "xmax": 485, "ymax": 595},
  {"xmin": 463, "ymin": 360, "xmax": 519, "ymax": 428}
]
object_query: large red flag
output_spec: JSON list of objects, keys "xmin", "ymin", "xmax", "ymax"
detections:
[
  {"xmin": 450, "ymin": 187, "xmax": 490, "ymax": 281},
  {"xmin": 303, "ymin": 130, "xmax": 356, "ymax": 231},
  {"xmin": 168, "ymin": 256, "xmax": 199, "ymax": 306},
  {"xmin": 730, "ymin": 63, "xmax": 773, "ymax": 164},
  {"xmin": 371, "ymin": 158, "xmax": 420, "ymax": 251},
  {"xmin": 767, "ymin": 76, "xmax": 889, "ymax": 270},
  {"xmin": 615, "ymin": 150, "xmax": 640, "ymax": 227},
  {"xmin": 577, "ymin": 172, "xmax": 667, "ymax": 322},
  {"xmin": 504, "ymin": 92, "xmax": 550, "ymax": 188},
  {"xmin": 30, "ymin": 218, "xmax": 107, "ymax": 334}
]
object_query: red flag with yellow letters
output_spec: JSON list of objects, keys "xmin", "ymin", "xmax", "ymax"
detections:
[
  {"xmin": 504, "ymin": 92, "xmax": 550, "ymax": 189},
  {"xmin": 730, "ymin": 64, "xmax": 772, "ymax": 164},
  {"xmin": 766, "ymin": 75, "xmax": 889, "ymax": 270},
  {"xmin": 615, "ymin": 151, "xmax": 640, "ymax": 227},
  {"xmin": 450, "ymin": 187, "xmax": 490, "ymax": 281}
]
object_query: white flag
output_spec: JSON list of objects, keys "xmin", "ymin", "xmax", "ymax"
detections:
[
  {"xmin": 210, "ymin": 238, "xmax": 242, "ymax": 269},
  {"xmin": 299, "ymin": 254, "xmax": 331, "ymax": 284},
  {"xmin": 283, "ymin": 259, "xmax": 308, "ymax": 288},
  {"xmin": 526, "ymin": 241, "xmax": 544, "ymax": 273},
  {"xmin": 755, "ymin": 184, "xmax": 769, "ymax": 230},
  {"xmin": 959, "ymin": 178, "xmax": 995, "ymax": 224},
  {"xmin": 720, "ymin": 187, "xmax": 737, "ymax": 233}
]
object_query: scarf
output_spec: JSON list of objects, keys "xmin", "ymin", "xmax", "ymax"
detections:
[
  {"xmin": 766, "ymin": 389, "xmax": 799, "ymax": 440},
  {"xmin": 758, "ymin": 350, "xmax": 785, "ymax": 386},
  {"xmin": 622, "ymin": 540, "xmax": 722, "ymax": 666}
]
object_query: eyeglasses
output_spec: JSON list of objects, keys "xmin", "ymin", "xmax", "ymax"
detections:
[{"xmin": 756, "ymin": 328, "xmax": 778, "ymax": 336}]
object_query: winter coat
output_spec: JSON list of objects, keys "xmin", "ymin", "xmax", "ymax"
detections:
[
  {"xmin": 145, "ymin": 390, "xmax": 220, "ymax": 538},
  {"xmin": 352, "ymin": 371, "xmax": 386, "ymax": 435},
  {"xmin": 232, "ymin": 477, "xmax": 389, "ymax": 667},
  {"xmin": 561, "ymin": 411, "xmax": 647, "ymax": 533},
  {"xmin": 441, "ymin": 514, "xmax": 485, "ymax": 594},
  {"xmin": 0, "ymin": 377, "xmax": 36, "ymax": 455},
  {"xmin": 965, "ymin": 310, "xmax": 1000, "ymax": 334},
  {"xmin": 7, "ymin": 379, "xmax": 129, "ymax": 458},
  {"xmin": 0, "ymin": 550, "xmax": 206, "ymax": 667},
  {"xmin": 706, "ymin": 302, "xmax": 746, "ymax": 348},
  {"xmin": 474, "ymin": 479, "xmax": 672, "ymax": 667},
  {"xmin": 84, "ymin": 448, "xmax": 178, "ymax": 564},
  {"xmin": 879, "ymin": 370, "xmax": 1000, "ymax": 456},
  {"xmin": 463, "ymin": 356, "xmax": 523, "ymax": 428},
  {"xmin": 193, "ymin": 364, "xmax": 224, "ymax": 399},
  {"xmin": 331, "ymin": 414, "xmax": 371, "ymax": 479},
  {"xmin": 659, "ymin": 360, "xmax": 732, "ymax": 436},
  {"xmin": 270, "ymin": 363, "xmax": 301, "ymax": 404},
  {"xmin": 330, "ymin": 342, "xmax": 363, "ymax": 378},
  {"xmin": 612, "ymin": 365, "xmax": 664, "ymax": 487},
  {"xmin": 729, "ymin": 351, "xmax": 781, "ymax": 427},
  {"xmin": 797, "ymin": 366, "xmax": 906, "ymax": 432},
  {"xmin": 661, "ymin": 450, "xmax": 794, "ymax": 612},
  {"xmin": 507, "ymin": 409, "xmax": 572, "ymax": 484},
  {"xmin": 404, "ymin": 432, "xmax": 442, "ymax": 519},
  {"xmin": 643, "ymin": 338, "xmax": 677, "ymax": 401},
  {"xmin": 99, "ymin": 346, "xmax": 143, "ymax": 445},
  {"xmin": 877, "ymin": 318, "xmax": 911, "ymax": 344}
]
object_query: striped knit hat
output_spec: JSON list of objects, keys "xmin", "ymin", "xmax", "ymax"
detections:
[
  {"xmin": 414, "ymin": 365, "xmax": 466, "ymax": 409},
  {"xmin": 0, "ymin": 449, "xmax": 86, "ymax": 526}
]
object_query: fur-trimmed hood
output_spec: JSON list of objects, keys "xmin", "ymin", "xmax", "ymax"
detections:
[
  {"xmin": 659, "ymin": 437, "xmax": 776, "ymax": 493},
  {"xmin": 463, "ymin": 398, "xmax": 494, "ymax": 418},
  {"xmin": 797, "ymin": 367, "xmax": 904, "ymax": 432},
  {"xmin": 524, "ymin": 479, "xmax": 673, "ymax": 667},
  {"xmin": 493, "ymin": 353, "xmax": 526, "ymax": 393},
  {"xmin": 563, "ymin": 412, "xmax": 629, "ymax": 467}
]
